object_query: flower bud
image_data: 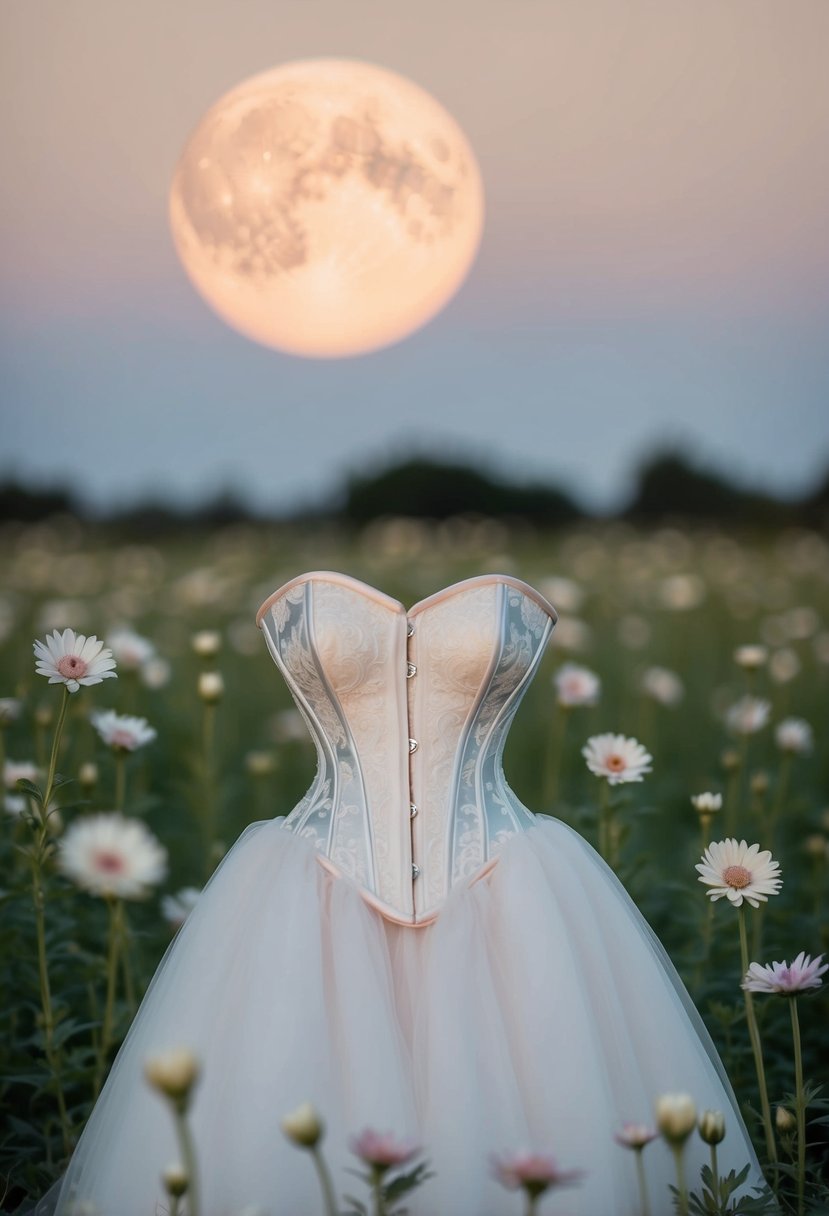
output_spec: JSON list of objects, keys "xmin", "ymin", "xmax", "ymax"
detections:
[
  {"xmin": 698, "ymin": 1110, "xmax": 725, "ymax": 1145},
  {"xmin": 78, "ymin": 762, "xmax": 99, "ymax": 791},
  {"xmin": 734, "ymin": 645, "xmax": 768, "ymax": 671},
  {"xmin": 144, "ymin": 1048, "xmax": 200, "ymax": 1109},
  {"xmin": 281, "ymin": 1102, "xmax": 323, "ymax": 1148},
  {"xmin": 803, "ymin": 834, "xmax": 827, "ymax": 860},
  {"xmin": 245, "ymin": 750, "xmax": 276, "ymax": 777},
  {"xmin": 720, "ymin": 749, "xmax": 740, "ymax": 773},
  {"xmin": 690, "ymin": 793, "xmax": 722, "ymax": 816},
  {"xmin": 750, "ymin": 771, "xmax": 769, "ymax": 797},
  {"xmin": 197, "ymin": 671, "xmax": 224, "ymax": 704},
  {"xmin": 192, "ymin": 630, "xmax": 221, "ymax": 659},
  {"xmin": 656, "ymin": 1093, "xmax": 697, "ymax": 1145},
  {"xmin": 162, "ymin": 1163, "xmax": 189, "ymax": 1198},
  {"xmin": 776, "ymin": 1105, "xmax": 796, "ymax": 1133}
]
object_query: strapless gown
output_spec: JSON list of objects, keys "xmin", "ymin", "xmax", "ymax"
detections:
[{"xmin": 42, "ymin": 572, "xmax": 766, "ymax": 1215}]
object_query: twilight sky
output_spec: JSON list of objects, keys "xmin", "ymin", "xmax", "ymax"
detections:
[{"xmin": 2, "ymin": 0, "xmax": 828, "ymax": 514}]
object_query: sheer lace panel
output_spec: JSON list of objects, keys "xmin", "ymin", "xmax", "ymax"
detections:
[{"xmin": 259, "ymin": 574, "xmax": 555, "ymax": 923}]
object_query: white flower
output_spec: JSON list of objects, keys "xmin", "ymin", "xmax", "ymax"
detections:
[
  {"xmin": 582, "ymin": 733, "xmax": 653, "ymax": 785},
  {"xmin": 655, "ymin": 1093, "xmax": 697, "ymax": 1143},
  {"xmin": 539, "ymin": 577, "xmax": 583, "ymax": 614},
  {"xmin": 734, "ymin": 645, "xmax": 768, "ymax": 670},
  {"xmin": 141, "ymin": 657, "xmax": 171, "ymax": 690},
  {"xmin": 58, "ymin": 813, "xmax": 167, "ymax": 899},
  {"xmin": 614, "ymin": 1123, "xmax": 658, "ymax": 1150},
  {"xmin": 145, "ymin": 1048, "xmax": 200, "ymax": 1104},
  {"xmin": 551, "ymin": 617, "xmax": 592, "ymax": 653},
  {"xmin": 197, "ymin": 671, "xmax": 224, "ymax": 703},
  {"xmin": 742, "ymin": 952, "xmax": 827, "ymax": 995},
  {"xmin": 554, "ymin": 664, "xmax": 600, "ymax": 708},
  {"xmin": 775, "ymin": 717, "xmax": 813, "ymax": 755},
  {"xmin": 270, "ymin": 708, "xmax": 308, "ymax": 743},
  {"xmin": 161, "ymin": 1163, "xmax": 189, "ymax": 1198},
  {"xmin": 4, "ymin": 760, "xmax": 39, "ymax": 790},
  {"xmin": 91, "ymin": 710, "xmax": 157, "ymax": 752},
  {"xmin": 691, "ymin": 792, "xmax": 722, "ymax": 815},
  {"xmin": 281, "ymin": 1102, "xmax": 324, "ymax": 1148},
  {"xmin": 33, "ymin": 629, "xmax": 117, "ymax": 694},
  {"xmin": 0, "ymin": 698, "xmax": 22, "ymax": 726},
  {"xmin": 659, "ymin": 574, "xmax": 705, "ymax": 611},
  {"xmin": 191, "ymin": 630, "xmax": 221, "ymax": 658},
  {"xmin": 725, "ymin": 696, "xmax": 771, "ymax": 736},
  {"xmin": 696, "ymin": 838, "xmax": 782, "ymax": 908},
  {"xmin": 107, "ymin": 627, "xmax": 155, "ymax": 672},
  {"xmin": 641, "ymin": 666, "xmax": 684, "ymax": 706},
  {"xmin": 161, "ymin": 887, "xmax": 201, "ymax": 930},
  {"xmin": 769, "ymin": 648, "xmax": 800, "ymax": 684},
  {"xmin": 698, "ymin": 1111, "xmax": 726, "ymax": 1145}
]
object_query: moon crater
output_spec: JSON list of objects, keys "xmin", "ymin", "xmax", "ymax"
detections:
[{"xmin": 170, "ymin": 59, "xmax": 484, "ymax": 357}]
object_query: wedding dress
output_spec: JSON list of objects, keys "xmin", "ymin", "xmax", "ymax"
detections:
[{"xmin": 44, "ymin": 572, "xmax": 767, "ymax": 1216}]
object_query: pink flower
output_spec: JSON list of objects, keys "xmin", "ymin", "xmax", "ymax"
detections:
[
  {"xmin": 614, "ymin": 1123, "xmax": 658, "ymax": 1150},
  {"xmin": 492, "ymin": 1151, "xmax": 584, "ymax": 1195},
  {"xmin": 350, "ymin": 1129, "xmax": 420, "ymax": 1172},
  {"xmin": 742, "ymin": 952, "xmax": 827, "ymax": 995}
]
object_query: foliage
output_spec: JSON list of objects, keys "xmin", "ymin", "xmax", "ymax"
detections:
[{"xmin": 0, "ymin": 515, "xmax": 827, "ymax": 1213}]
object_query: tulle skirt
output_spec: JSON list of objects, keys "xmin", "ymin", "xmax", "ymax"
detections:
[{"xmin": 41, "ymin": 816, "xmax": 767, "ymax": 1215}]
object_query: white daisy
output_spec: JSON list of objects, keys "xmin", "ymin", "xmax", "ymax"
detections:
[
  {"xmin": 554, "ymin": 664, "xmax": 600, "ymax": 708},
  {"xmin": 725, "ymin": 696, "xmax": 771, "ymax": 736},
  {"xmin": 161, "ymin": 887, "xmax": 201, "ymax": 930},
  {"xmin": 742, "ymin": 952, "xmax": 827, "ymax": 995},
  {"xmin": 58, "ymin": 813, "xmax": 167, "ymax": 899},
  {"xmin": 33, "ymin": 629, "xmax": 117, "ymax": 694},
  {"xmin": 91, "ymin": 709, "xmax": 157, "ymax": 752},
  {"xmin": 774, "ymin": 717, "xmax": 813, "ymax": 755},
  {"xmin": 4, "ymin": 760, "xmax": 40, "ymax": 790},
  {"xmin": 696, "ymin": 839, "xmax": 782, "ymax": 908},
  {"xmin": 0, "ymin": 698, "xmax": 22, "ymax": 726},
  {"xmin": 734, "ymin": 645, "xmax": 768, "ymax": 671},
  {"xmin": 107, "ymin": 627, "xmax": 155, "ymax": 672},
  {"xmin": 641, "ymin": 666, "xmax": 684, "ymax": 706},
  {"xmin": 582, "ymin": 733, "xmax": 653, "ymax": 785},
  {"xmin": 691, "ymin": 792, "xmax": 722, "ymax": 815}
]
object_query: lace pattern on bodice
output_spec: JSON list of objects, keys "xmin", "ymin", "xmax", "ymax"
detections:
[{"xmin": 258, "ymin": 573, "xmax": 555, "ymax": 923}]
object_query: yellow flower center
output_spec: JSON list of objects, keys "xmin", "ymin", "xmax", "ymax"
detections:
[
  {"xmin": 723, "ymin": 863, "xmax": 752, "ymax": 889},
  {"xmin": 57, "ymin": 654, "xmax": 88, "ymax": 679}
]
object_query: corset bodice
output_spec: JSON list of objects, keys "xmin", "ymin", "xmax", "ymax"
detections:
[{"xmin": 257, "ymin": 572, "xmax": 556, "ymax": 924}]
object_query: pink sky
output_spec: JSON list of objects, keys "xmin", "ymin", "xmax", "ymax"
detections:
[{"xmin": 2, "ymin": 0, "xmax": 828, "ymax": 508}]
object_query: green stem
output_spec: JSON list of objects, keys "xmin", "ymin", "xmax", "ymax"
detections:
[
  {"xmin": 94, "ymin": 898, "xmax": 123, "ymax": 1097},
  {"xmin": 544, "ymin": 704, "xmax": 569, "ymax": 808},
  {"xmin": 524, "ymin": 1193, "xmax": 538, "ymax": 1216},
  {"xmin": 202, "ymin": 703, "xmax": 217, "ymax": 879},
  {"xmin": 709, "ymin": 1144, "xmax": 720, "ymax": 1210},
  {"xmin": 671, "ymin": 1144, "xmax": 689, "ymax": 1216},
  {"xmin": 371, "ymin": 1166, "xmax": 387, "ymax": 1216},
  {"xmin": 174, "ymin": 1108, "xmax": 201, "ymax": 1216},
  {"xmin": 30, "ymin": 854, "xmax": 72, "ymax": 1154},
  {"xmin": 311, "ymin": 1144, "xmax": 339, "ymax": 1216},
  {"xmin": 790, "ymin": 998, "xmax": 805, "ymax": 1216},
  {"xmin": 738, "ymin": 908, "xmax": 777, "ymax": 1166},
  {"xmin": 768, "ymin": 754, "xmax": 791, "ymax": 846},
  {"xmin": 598, "ymin": 780, "xmax": 611, "ymax": 860},
  {"xmin": 120, "ymin": 904, "xmax": 136, "ymax": 1012},
  {"xmin": 635, "ymin": 1147, "xmax": 651, "ymax": 1216},
  {"xmin": 41, "ymin": 687, "xmax": 70, "ymax": 829},
  {"xmin": 114, "ymin": 750, "xmax": 126, "ymax": 813}
]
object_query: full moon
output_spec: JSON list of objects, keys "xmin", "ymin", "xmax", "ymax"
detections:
[{"xmin": 169, "ymin": 59, "xmax": 484, "ymax": 358}]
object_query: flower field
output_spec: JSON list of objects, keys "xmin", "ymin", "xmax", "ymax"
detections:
[{"xmin": 1, "ymin": 516, "xmax": 827, "ymax": 1214}]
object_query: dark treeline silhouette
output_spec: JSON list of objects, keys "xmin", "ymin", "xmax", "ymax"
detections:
[{"xmin": 0, "ymin": 451, "xmax": 826, "ymax": 536}]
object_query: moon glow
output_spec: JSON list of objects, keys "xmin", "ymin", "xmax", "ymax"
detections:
[{"xmin": 169, "ymin": 59, "xmax": 485, "ymax": 358}]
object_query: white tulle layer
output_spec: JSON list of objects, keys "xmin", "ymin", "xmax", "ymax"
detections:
[{"xmin": 44, "ymin": 816, "xmax": 766, "ymax": 1216}]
